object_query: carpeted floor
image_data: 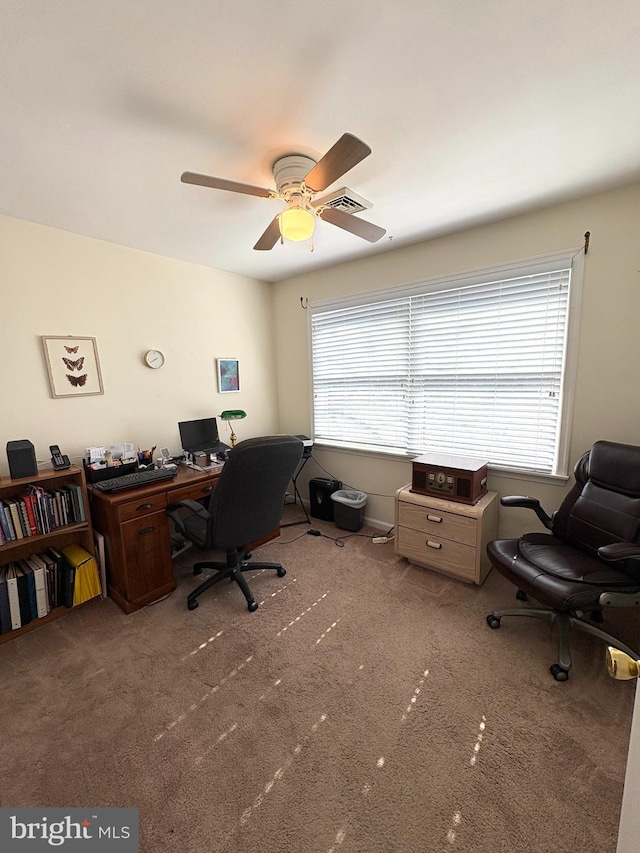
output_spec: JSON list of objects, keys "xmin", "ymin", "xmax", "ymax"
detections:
[{"xmin": 1, "ymin": 506, "xmax": 636, "ymax": 852}]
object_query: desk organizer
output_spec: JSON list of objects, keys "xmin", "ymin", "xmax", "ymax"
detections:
[{"xmin": 83, "ymin": 459, "xmax": 138, "ymax": 484}]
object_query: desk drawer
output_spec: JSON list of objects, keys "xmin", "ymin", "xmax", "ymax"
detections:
[
  {"xmin": 170, "ymin": 480, "xmax": 215, "ymax": 504},
  {"xmin": 397, "ymin": 500, "xmax": 476, "ymax": 546},
  {"xmin": 117, "ymin": 493, "xmax": 167, "ymax": 523},
  {"xmin": 397, "ymin": 526, "xmax": 476, "ymax": 581}
]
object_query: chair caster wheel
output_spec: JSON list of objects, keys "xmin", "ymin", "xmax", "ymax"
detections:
[
  {"xmin": 193, "ymin": 566, "xmax": 203, "ymax": 576},
  {"xmin": 516, "ymin": 589, "xmax": 528, "ymax": 601},
  {"xmin": 486, "ymin": 615, "xmax": 501, "ymax": 629},
  {"xmin": 550, "ymin": 663, "xmax": 569, "ymax": 681},
  {"xmin": 187, "ymin": 599, "xmax": 199, "ymax": 611},
  {"xmin": 277, "ymin": 567, "xmax": 286, "ymax": 577},
  {"xmin": 248, "ymin": 600, "xmax": 258, "ymax": 612}
]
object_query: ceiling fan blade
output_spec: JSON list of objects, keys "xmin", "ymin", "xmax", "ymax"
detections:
[
  {"xmin": 253, "ymin": 216, "xmax": 282, "ymax": 251},
  {"xmin": 181, "ymin": 171, "xmax": 272, "ymax": 198},
  {"xmin": 303, "ymin": 133, "xmax": 372, "ymax": 192},
  {"xmin": 319, "ymin": 207, "xmax": 386, "ymax": 243}
]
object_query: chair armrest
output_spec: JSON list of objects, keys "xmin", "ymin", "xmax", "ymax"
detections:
[
  {"xmin": 166, "ymin": 499, "xmax": 212, "ymax": 535},
  {"xmin": 598, "ymin": 543, "xmax": 640, "ymax": 561},
  {"xmin": 500, "ymin": 495, "xmax": 554, "ymax": 530},
  {"xmin": 598, "ymin": 544, "xmax": 640, "ymax": 607},
  {"xmin": 599, "ymin": 590, "xmax": 640, "ymax": 607},
  {"xmin": 167, "ymin": 499, "xmax": 210, "ymax": 517}
]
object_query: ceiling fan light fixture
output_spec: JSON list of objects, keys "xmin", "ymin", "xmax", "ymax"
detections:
[{"xmin": 278, "ymin": 207, "xmax": 315, "ymax": 242}]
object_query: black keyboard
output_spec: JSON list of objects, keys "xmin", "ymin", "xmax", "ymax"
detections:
[{"xmin": 94, "ymin": 468, "xmax": 178, "ymax": 493}]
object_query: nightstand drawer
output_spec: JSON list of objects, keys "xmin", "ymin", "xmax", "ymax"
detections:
[
  {"xmin": 397, "ymin": 500, "xmax": 476, "ymax": 546},
  {"xmin": 397, "ymin": 526, "xmax": 476, "ymax": 581}
]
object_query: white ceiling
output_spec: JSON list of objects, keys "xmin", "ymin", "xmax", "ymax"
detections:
[{"xmin": 2, "ymin": 1, "xmax": 639, "ymax": 283}]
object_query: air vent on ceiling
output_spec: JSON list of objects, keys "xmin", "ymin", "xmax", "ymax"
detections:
[{"xmin": 315, "ymin": 187, "xmax": 372, "ymax": 214}]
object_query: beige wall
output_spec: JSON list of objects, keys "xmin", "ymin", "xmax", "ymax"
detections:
[
  {"xmin": 273, "ymin": 181, "xmax": 640, "ymax": 535},
  {"xmin": 0, "ymin": 216, "xmax": 277, "ymax": 474},
  {"xmin": 3, "ymin": 182, "xmax": 640, "ymax": 535}
]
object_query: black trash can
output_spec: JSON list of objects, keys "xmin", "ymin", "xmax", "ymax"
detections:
[
  {"xmin": 309, "ymin": 478, "xmax": 342, "ymax": 521},
  {"xmin": 331, "ymin": 489, "xmax": 368, "ymax": 532}
]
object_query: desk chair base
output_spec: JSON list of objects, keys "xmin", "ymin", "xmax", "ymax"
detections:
[
  {"xmin": 486, "ymin": 606, "xmax": 640, "ymax": 681},
  {"xmin": 187, "ymin": 547, "xmax": 286, "ymax": 611}
]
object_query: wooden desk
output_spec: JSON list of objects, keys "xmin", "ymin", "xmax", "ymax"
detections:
[{"xmin": 89, "ymin": 466, "xmax": 220, "ymax": 614}]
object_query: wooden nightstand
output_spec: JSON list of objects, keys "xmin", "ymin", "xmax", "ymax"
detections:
[{"xmin": 395, "ymin": 484, "xmax": 498, "ymax": 585}]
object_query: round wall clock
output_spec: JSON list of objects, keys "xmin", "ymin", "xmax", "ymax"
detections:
[{"xmin": 144, "ymin": 349, "xmax": 165, "ymax": 369}]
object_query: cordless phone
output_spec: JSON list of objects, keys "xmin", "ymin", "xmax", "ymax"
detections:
[{"xmin": 50, "ymin": 444, "xmax": 71, "ymax": 470}]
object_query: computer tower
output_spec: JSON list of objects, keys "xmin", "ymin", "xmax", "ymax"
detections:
[{"xmin": 309, "ymin": 478, "xmax": 342, "ymax": 521}]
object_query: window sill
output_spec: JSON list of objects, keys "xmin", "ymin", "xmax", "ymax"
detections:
[
  {"xmin": 312, "ymin": 440, "xmax": 570, "ymax": 486},
  {"xmin": 487, "ymin": 466, "xmax": 570, "ymax": 487}
]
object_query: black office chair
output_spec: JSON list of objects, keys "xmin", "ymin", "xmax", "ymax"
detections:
[
  {"xmin": 485, "ymin": 440, "xmax": 640, "ymax": 680},
  {"xmin": 166, "ymin": 435, "xmax": 303, "ymax": 612}
]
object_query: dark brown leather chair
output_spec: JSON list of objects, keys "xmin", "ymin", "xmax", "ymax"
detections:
[
  {"xmin": 486, "ymin": 440, "xmax": 640, "ymax": 680},
  {"xmin": 167, "ymin": 435, "xmax": 303, "ymax": 613}
]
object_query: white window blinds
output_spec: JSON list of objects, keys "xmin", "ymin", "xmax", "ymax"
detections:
[{"xmin": 311, "ymin": 263, "xmax": 572, "ymax": 474}]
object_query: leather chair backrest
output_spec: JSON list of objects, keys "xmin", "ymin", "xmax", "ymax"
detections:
[
  {"xmin": 552, "ymin": 441, "xmax": 640, "ymax": 576},
  {"xmin": 208, "ymin": 435, "xmax": 303, "ymax": 549}
]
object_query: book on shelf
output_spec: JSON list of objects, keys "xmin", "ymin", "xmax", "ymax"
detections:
[
  {"xmin": 47, "ymin": 546, "xmax": 75, "ymax": 608},
  {"xmin": 55, "ymin": 490, "xmax": 69, "ymax": 526},
  {"xmin": 40, "ymin": 549, "xmax": 58, "ymax": 609},
  {"xmin": 6, "ymin": 500, "xmax": 25, "ymax": 539},
  {"xmin": 45, "ymin": 546, "xmax": 67, "ymax": 607},
  {"xmin": 26, "ymin": 484, "xmax": 49, "ymax": 534},
  {"xmin": 0, "ymin": 487, "xmax": 89, "ymax": 546},
  {"xmin": 62, "ymin": 482, "xmax": 85, "ymax": 523},
  {"xmin": 14, "ymin": 563, "xmax": 33, "ymax": 626},
  {"xmin": 25, "ymin": 555, "xmax": 49, "ymax": 618},
  {"xmin": 19, "ymin": 559, "xmax": 40, "ymax": 620},
  {"xmin": 18, "ymin": 501, "xmax": 32, "ymax": 537},
  {"xmin": 20, "ymin": 492, "xmax": 39, "ymax": 536},
  {"xmin": 4, "ymin": 564, "xmax": 21, "ymax": 630},
  {"xmin": 49, "ymin": 494, "xmax": 60, "ymax": 528},
  {"xmin": 0, "ymin": 567, "xmax": 13, "ymax": 633},
  {"xmin": 0, "ymin": 501, "xmax": 16, "ymax": 541},
  {"xmin": 0, "ymin": 503, "xmax": 9, "ymax": 542}
]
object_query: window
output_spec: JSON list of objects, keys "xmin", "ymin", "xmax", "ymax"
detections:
[{"xmin": 310, "ymin": 251, "xmax": 581, "ymax": 475}]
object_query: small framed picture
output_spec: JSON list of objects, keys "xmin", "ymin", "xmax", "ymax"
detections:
[
  {"xmin": 217, "ymin": 358, "xmax": 240, "ymax": 393},
  {"xmin": 41, "ymin": 335, "xmax": 104, "ymax": 398}
]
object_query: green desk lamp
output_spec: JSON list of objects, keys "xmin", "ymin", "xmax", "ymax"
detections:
[{"xmin": 220, "ymin": 410, "xmax": 247, "ymax": 447}]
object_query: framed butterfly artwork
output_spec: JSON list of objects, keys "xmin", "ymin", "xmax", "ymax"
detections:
[{"xmin": 41, "ymin": 335, "xmax": 104, "ymax": 398}]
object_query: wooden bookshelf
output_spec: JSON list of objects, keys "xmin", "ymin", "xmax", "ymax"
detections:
[{"xmin": 0, "ymin": 465, "xmax": 98, "ymax": 644}]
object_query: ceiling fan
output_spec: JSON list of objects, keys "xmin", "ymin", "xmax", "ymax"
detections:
[{"xmin": 181, "ymin": 132, "xmax": 386, "ymax": 251}]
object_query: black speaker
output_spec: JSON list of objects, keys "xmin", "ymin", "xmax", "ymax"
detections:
[{"xmin": 7, "ymin": 439, "xmax": 38, "ymax": 479}]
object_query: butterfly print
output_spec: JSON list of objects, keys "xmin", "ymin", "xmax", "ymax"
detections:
[
  {"xmin": 62, "ymin": 357, "xmax": 85, "ymax": 371},
  {"xmin": 64, "ymin": 345, "xmax": 79, "ymax": 353},
  {"xmin": 66, "ymin": 374, "xmax": 88, "ymax": 387}
]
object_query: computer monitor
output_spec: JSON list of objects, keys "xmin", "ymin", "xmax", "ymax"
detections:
[{"xmin": 178, "ymin": 417, "xmax": 228, "ymax": 455}]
